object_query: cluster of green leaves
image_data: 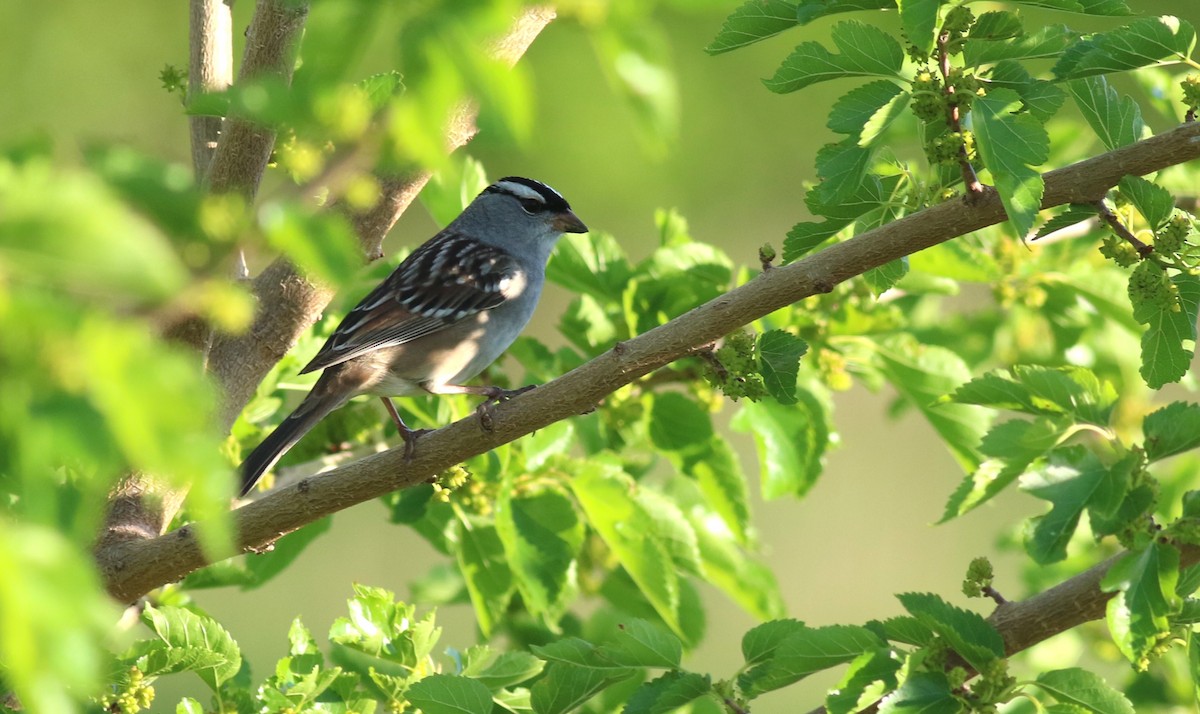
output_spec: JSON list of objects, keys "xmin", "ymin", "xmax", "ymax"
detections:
[
  {"xmin": 695, "ymin": 0, "xmax": 1200, "ymax": 710},
  {"xmin": 943, "ymin": 366, "xmax": 1200, "ymax": 668},
  {"xmin": 101, "ymin": 584, "xmax": 1144, "ymax": 714},
  {"xmin": 709, "ymin": 0, "xmax": 1200, "ymax": 386},
  {"xmin": 97, "ymin": 586, "xmax": 552, "ymax": 714},
  {"xmin": 0, "ymin": 141, "xmax": 249, "ymax": 712}
]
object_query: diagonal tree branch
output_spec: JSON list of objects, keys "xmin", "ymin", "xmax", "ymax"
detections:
[
  {"xmin": 98, "ymin": 121, "xmax": 1200, "ymax": 603},
  {"xmin": 803, "ymin": 543, "xmax": 1200, "ymax": 714}
]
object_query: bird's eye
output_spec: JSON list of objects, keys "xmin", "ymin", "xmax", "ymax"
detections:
[{"xmin": 519, "ymin": 198, "xmax": 545, "ymax": 215}]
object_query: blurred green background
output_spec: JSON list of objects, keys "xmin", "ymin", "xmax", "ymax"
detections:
[{"xmin": 4, "ymin": 1, "xmax": 1200, "ymax": 710}]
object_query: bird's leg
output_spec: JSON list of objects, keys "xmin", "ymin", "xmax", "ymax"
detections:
[
  {"xmin": 380, "ymin": 398, "xmax": 430, "ymax": 462},
  {"xmin": 421, "ymin": 383, "xmax": 537, "ymax": 432}
]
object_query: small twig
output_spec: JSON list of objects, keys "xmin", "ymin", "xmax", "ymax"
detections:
[
  {"xmin": 723, "ymin": 697, "xmax": 750, "ymax": 714},
  {"xmin": 1094, "ymin": 199, "xmax": 1153, "ymax": 258},
  {"xmin": 936, "ymin": 31, "xmax": 983, "ymax": 198},
  {"xmin": 1186, "ymin": 107, "xmax": 1196, "ymax": 123},
  {"xmin": 982, "ymin": 585, "xmax": 1008, "ymax": 606},
  {"xmin": 759, "ymin": 244, "xmax": 776, "ymax": 272}
]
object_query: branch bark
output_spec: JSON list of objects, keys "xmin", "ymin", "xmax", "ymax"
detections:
[
  {"xmin": 188, "ymin": 0, "xmax": 234, "ymax": 179},
  {"xmin": 98, "ymin": 121, "xmax": 1200, "ymax": 603},
  {"xmin": 96, "ymin": 0, "xmax": 308, "ymax": 557}
]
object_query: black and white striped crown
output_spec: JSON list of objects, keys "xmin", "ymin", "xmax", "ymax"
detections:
[{"xmin": 483, "ymin": 176, "xmax": 572, "ymax": 213}]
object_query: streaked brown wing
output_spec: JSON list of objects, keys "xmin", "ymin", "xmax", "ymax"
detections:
[{"xmin": 299, "ymin": 231, "xmax": 524, "ymax": 374}]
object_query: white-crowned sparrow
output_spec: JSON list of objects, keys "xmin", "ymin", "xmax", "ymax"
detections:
[{"xmin": 240, "ymin": 176, "xmax": 587, "ymax": 495}]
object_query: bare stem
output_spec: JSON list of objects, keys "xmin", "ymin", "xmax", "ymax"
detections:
[
  {"xmin": 936, "ymin": 30, "xmax": 982, "ymax": 197},
  {"xmin": 1094, "ymin": 199, "xmax": 1154, "ymax": 258}
]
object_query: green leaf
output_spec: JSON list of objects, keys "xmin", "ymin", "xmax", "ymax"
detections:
[
  {"xmin": 878, "ymin": 672, "xmax": 963, "ymax": 714},
  {"xmin": 406, "ymin": 674, "xmax": 494, "ymax": 714},
  {"xmin": 783, "ymin": 220, "xmax": 849, "ymax": 262},
  {"xmin": 84, "ymin": 145, "xmax": 207, "ymax": 246},
  {"xmin": 964, "ymin": 25, "xmax": 1074, "ymax": 66},
  {"xmin": 898, "ymin": 0, "xmax": 940, "ymax": 56},
  {"xmin": 764, "ymin": 21, "xmax": 905, "ymax": 94},
  {"xmin": 1034, "ymin": 668, "xmax": 1135, "ymax": 714},
  {"xmin": 1118, "ymin": 176, "xmax": 1175, "ymax": 231},
  {"xmin": 571, "ymin": 464, "xmax": 683, "ymax": 638},
  {"xmin": 874, "ymin": 339, "xmax": 988, "ymax": 472},
  {"xmin": 530, "ymin": 661, "xmax": 636, "ymax": 714},
  {"xmin": 261, "ymin": 204, "xmax": 363, "ymax": 286},
  {"xmin": 606, "ymin": 619, "xmax": 683, "ymax": 668},
  {"xmin": 941, "ymin": 417, "xmax": 1069, "ymax": 521},
  {"xmin": 742, "ymin": 620, "xmax": 808, "ymax": 665},
  {"xmin": 826, "ymin": 649, "xmax": 903, "ymax": 714},
  {"xmin": 1139, "ymin": 273, "xmax": 1200, "ymax": 388},
  {"xmin": 624, "ymin": 671, "xmax": 713, "ymax": 714},
  {"xmin": 909, "ymin": 239, "xmax": 1001, "ymax": 282},
  {"xmin": 795, "ymin": 0, "xmax": 897, "ymax": 25},
  {"xmin": 548, "ymin": 231, "xmax": 633, "ymax": 301},
  {"xmin": 139, "ymin": 605, "xmax": 242, "ymax": 690},
  {"xmin": 462, "ymin": 649, "xmax": 544, "ymax": 690},
  {"xmin": 731, "ymin": 392, "xmax": 829, "ymax": 499},
  {"xmin": 686, "ymin": 438, "xmax": 752, "ymax": 544},
  {"xmin": 691, "ymin": 509, "xmax": 786, "ymax": 620},
  {"xmin": 987, "ymin": 61, "xmax": 1067, "ymax": 121},
  {"xmin": 827, "ymin": 81, "xmax": 908, "ymax": 145},
  {"xmin": 495, "ymin": 482, "xmax": 583, "ymax": 623},
  {"xmin": 896, "ymin": 592, "xmax": 1004, "ymax": 670},
  {"xmin": 739, "ymin": 625, "xmax": 885, "ymax": 697},
  {"xmin": 813, "ymin": 139, "xmax": 873, "ymax": 205},
  {"xmin": 649, "ymin": 392, "xmax": 714, "ymax": 451},
  {"xmin": 706, "ymin": 0, "xmax": 799, "ymax": 55},
  {"xmin": 972, "ymin": 88, "xmax": 1049, "ymax": 238},
  {"xmin": 1143, "ymin": 402, "xmax": 1200, "ymax": 461},
  {"xmin": 1053, "ymin": 16, "xmax": 1197, "ymax": 79},
  {"xmin": 871, "ymin": 616, "xmax": 936, "ymax": 646},
  {"xmin": 0, "ymin": 161, "xmax": 190, "ymax": 302},
  {"xmin": 637, "ymin": 489, "xmax": 702, "ymax": 575},
  {"xmin": 1010, "ymin": 0, "xmax": 1132, "ymax": 15},
  {"xmin": 1033, "ymin": 204, "xmax": 1099, "ymax": 241},
  {"xmin": 864, "ymin": 257, "xmax": 910, "ymax": 296},
  {"xmin": 1102, "ymin": 542, "xmax": 1182, "ymax": 665},
  {"xmin": 455, "ymin": 514, "xmax": 514, "ymax": 638},
  {"xmin": 970, "ymin": 11, "xmax": 1023, "ymax": 41},
  {"xmin": 1011, "ymin": 365, "xmax": 1117, "ymax": 424},
  {"xmin": 757, "ymin": 330, "xmax": 808, "ymax": 404},
  {"xmin": 1067, "ymin": 76, "xmax": 1146, "ymax": 150},
  {"xmin": 1021, "ymin": 447, "xmax": 1131, "ymax": 564}
]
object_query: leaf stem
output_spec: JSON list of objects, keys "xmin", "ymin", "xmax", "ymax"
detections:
[
  {"xmin": 1094, "ymin": 199, "xmax": 1153, "ymax": 258},
  {"xmin": 936, "ymin": 30, "xmax": 983, "ymax": 198}
]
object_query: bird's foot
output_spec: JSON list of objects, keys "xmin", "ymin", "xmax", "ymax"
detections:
[
  {"xmin": 476, "ymin": 384, "xmax": 536, "ymax": 432},
  {"xmin": 398, "ymin": 425, "xmax": 433, "ymax": 463}
]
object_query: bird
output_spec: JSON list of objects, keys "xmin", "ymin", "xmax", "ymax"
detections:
[{"xmin": 239, "ymin": 176, "xmax": 588, "ymax": 495}]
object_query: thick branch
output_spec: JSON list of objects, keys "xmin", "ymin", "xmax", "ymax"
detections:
[
  {"xmin": 988, "ymin": 544, "xmax": 1200, "ymax": 656},
  {"xmin": 188, "ymin": 0, "xmax": 234, "ymax": 179},
  {"xmin": 96, "ymin": 0, "xmax": 308, "ymax": 556},
  {"xmin": 205, "ymin": 0, "xmax": 308, "ymax": 197},
  {"xmin": 99, "ymin": 122, "xmax": 1200, "ymax": 603}
]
